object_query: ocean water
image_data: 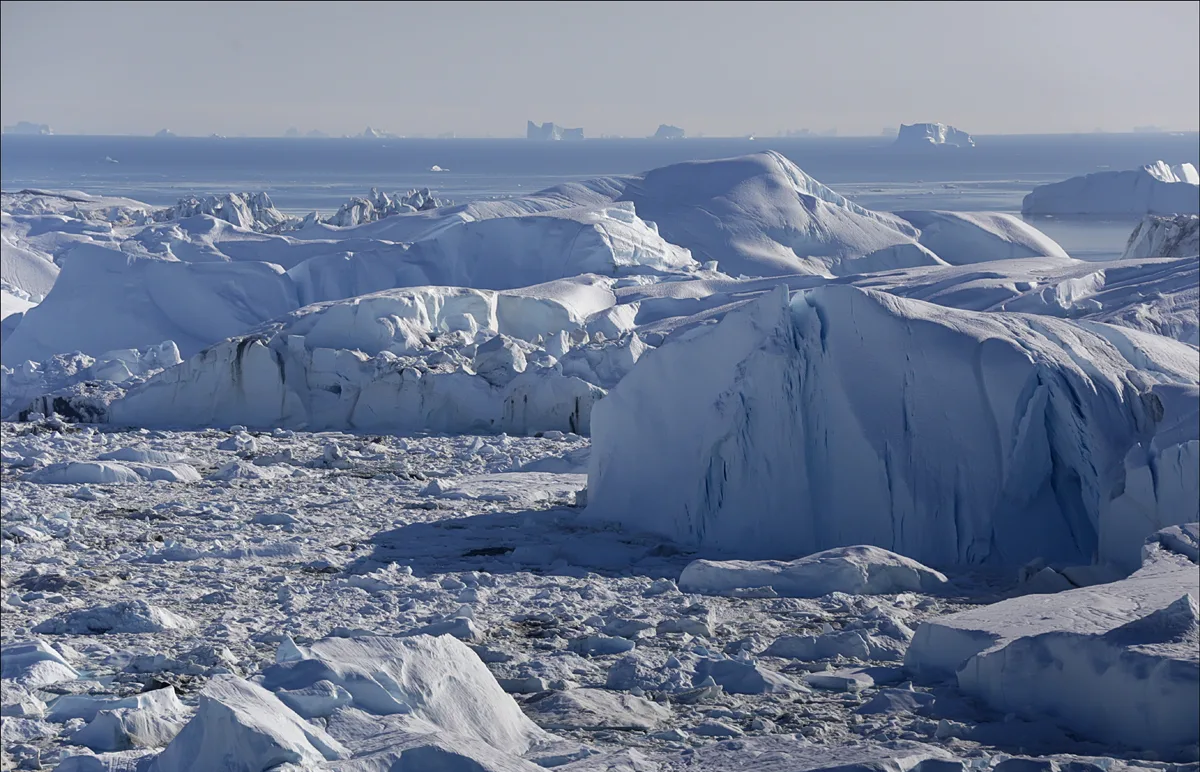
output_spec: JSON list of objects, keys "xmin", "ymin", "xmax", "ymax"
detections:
[{"xmin": 3, "ymin": 133, "xmax": 1197, "ymax": 260}]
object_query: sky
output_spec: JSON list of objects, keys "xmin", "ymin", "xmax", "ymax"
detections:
[{"xmin": 2, "ymin": 0, "xmax": 1198, "ymax": 138}]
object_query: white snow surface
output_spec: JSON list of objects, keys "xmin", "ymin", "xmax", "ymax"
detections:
[
  {"xmin": 1021, "ymin": 162, "xmax": 1200, "ymax": 216},
  {"xmin": 893, "ymin": 211, "xmax": 1069, "ymax": 264},
  {"xmin": 586, "ymin": 284, "xmax": 1199, "ymax": 569}
]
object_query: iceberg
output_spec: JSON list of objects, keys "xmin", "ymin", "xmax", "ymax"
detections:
[
  {"xmin": 1022, "ymin": 161, "xmax": 1200, "ymax": 216},
  {"xmin": 527, "ymin": 121, "xmax": 584, "ymax": 140},
  {"xmin": 894, "ymin": 123, "xmax": 975, "ymax": 148},
  {"xmin": 259, "ymin": 634, "xmax": 550, "ymax": 756},
  {"xmin": 3, "ymin": 121, "xmax": 53, "ymax": 135},
  {"xmin": 585, "ymin": 284, "xmax": 1199, "ymax": 568},
  {"xmin": 893, "ymin": 210, "xmax": 1069, "ymax": 264},
  {"xmin": 152, "ymin": 192, "xmax": 290, "ymax": 233},
  {"xmin": 322, "ymin": 187, "xmax": 441, "ymax": 227},
  {"xmin": 1121, "ymin": 214, "xmax": 1200, "ymax": 259},
  {"xmin": 906, "ymin": 531, "xmax": 1199, "ymax": 756},
  {"xmin": 651, "ymin": 124, "xmax": 686, "ymax": 140}
]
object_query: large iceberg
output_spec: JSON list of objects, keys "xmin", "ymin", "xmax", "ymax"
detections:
[
  {"xmin": 894, "ymin": 123, "xmax": 975, "ymax": 148},
  {"xmin": 3, "ymin": 121, "xmax": 53, "ymax": 135},
  {"xmin": 1022, "ymin": 161, "xmax": 1200, "ymax": 216},
  {"xmin": 585, "ymin": 284, "xmax": 1199, "ymax": 569},
  {"xmin": 1122, "ymin": 214, "xmax": 1200, "ymax": 259}
]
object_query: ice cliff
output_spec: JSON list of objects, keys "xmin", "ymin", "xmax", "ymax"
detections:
[
  {"xmin": 894, "ymin": 123, "xmax": 975, "ymax": 148},
  {"xmin": 1122, "ymin": 214, "xmax": 1200, "ymax": 259},
  {"xmin": 585, "ymin": 284, "xmax": 1199, "ymax": 569},
  {"xmin": 1022, "ymin": 161, "xmax": 1200, "ymax": 216}
]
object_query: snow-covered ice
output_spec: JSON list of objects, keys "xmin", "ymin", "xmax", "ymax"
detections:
[
  {"xmin": 1022, "ymin": 162, "xmax": 1200, "ymax": 216},
  {"xmin": 906, "ymin": 527, "xmax": 1198, "ymax": 755},
  {"xmin": 1122, "ymin": 214, "xmax": 1200, "ymax": 259},
  {"xmin": 586, "ymin": 284, "xmax": 1198, "ymax": 568}
]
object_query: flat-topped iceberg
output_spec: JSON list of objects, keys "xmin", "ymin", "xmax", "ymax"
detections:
[
  {"xmin": 894, "ymin": 123, "xmax": 975, "ymax": 148},
  {"xmin": 1022, "ymin": 161, "xmax": 1200, "ymax": 216}
]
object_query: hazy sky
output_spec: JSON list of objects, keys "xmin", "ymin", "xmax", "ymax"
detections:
[{"xmin": 2, "ymin": 0, "xmax": 1198, "ymax": 137}]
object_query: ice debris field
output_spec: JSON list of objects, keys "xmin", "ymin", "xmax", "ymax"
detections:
[{"xmin": 1, "ymin": 151, "xmax": 1198, "ymax": 771}]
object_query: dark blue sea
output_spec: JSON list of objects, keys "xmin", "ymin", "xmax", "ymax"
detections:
[{"xmin": 3, "ymin": 133, "xmax": 1197, "ymax": 260}]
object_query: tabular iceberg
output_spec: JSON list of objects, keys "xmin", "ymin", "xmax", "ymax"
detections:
[
  {"xmin": 894, "ymin": 123, "xmax": 975, "ymax": 148},
  {"xmin": 1022, "ymin": 161, "xmax": 1200, "ymax": 216}
]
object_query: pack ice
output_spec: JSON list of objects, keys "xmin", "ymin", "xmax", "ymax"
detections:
[{"xmin": 3, "ymin": 150, "xmax": 1200, "ymax": 770}]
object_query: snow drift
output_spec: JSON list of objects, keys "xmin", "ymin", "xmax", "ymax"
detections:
[
  {"xmin": 585, "ymin": 284, "xmax": 1199, "ymax": 569},
  {"xmin": 1022, "ymin": 162, "xmax": 1200, "ymax": 216}
]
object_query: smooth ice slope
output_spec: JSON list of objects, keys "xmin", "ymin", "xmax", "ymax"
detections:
[
  {"xmin": 894, "ymin": 211, "xmax": 1069, "ymax": 264},
  {"xmin": 1, "ymin": 223, "xmax": 58, "ymax": 301},
  {"xmin": 906, "ymin": 537, "xmax": 1199, "ymax": 756},
  {"xmin": 1, "ymin": 248, "xmax": 299, "ymax": 365},
  {"xmin": 1122, "ymin": 214, "xmax": 1200, "ymax": 259},
  {"xmin": 586, "ymin": 285, "xmax": 1200, "ymax": 567},
  {"xmin": 1022, "ymin": 162, "xmax": 1200, "ymax": 216}
]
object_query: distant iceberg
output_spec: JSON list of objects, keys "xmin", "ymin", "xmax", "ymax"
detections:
[
  {"xmin": 154, "ymin": 128, "xmax": 177, "ymax": 138},
  {"xmin": 651, "ymin": 124, "xmax": 686, "ymax": 140},
  {"xmin": 3, "ymin": 121, "xmax": 52, "ymax": 136},
  {"xmin": 1023, "ymin": 161, "xmax": 1200, "ymax": 216},
  {"xmin": 894, "ymin": 123, "xmax": 974, "ymax": 148},
  {"xmin": 356, "ymin": 126, "xmax": 400, "ymax": 139},
  {"xmin": 527, "ymin": 121, "xmax": 584, "ymax": 141}
]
